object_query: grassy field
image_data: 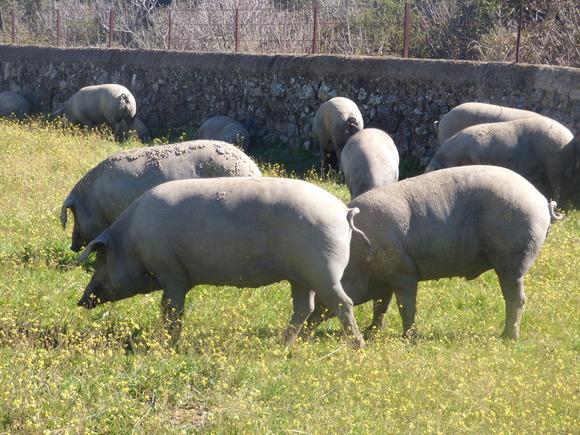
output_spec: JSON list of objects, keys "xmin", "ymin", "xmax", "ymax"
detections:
[{"xmin": 0, "ymin": 119, "xmax": 578, "ymax": 433}]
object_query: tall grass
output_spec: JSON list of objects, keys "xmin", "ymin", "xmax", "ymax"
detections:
[{"xmin": 0, "ymin": 119, "xmax": 578, "ymax": 432}]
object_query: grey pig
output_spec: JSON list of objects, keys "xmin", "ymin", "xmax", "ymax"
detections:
[
  {"xmin": 196, "ymin": 116, "xmax": 250, "ymax": 150},
  {"xmin": 435, "ymin": 102, "xmax": 541, "ymax": 143},
  {"xmin": 77, "ymin": 177, "xmax": 369, "ymax": 348},
  {"xmin": 0, "ymin": 91, "xmax": 30, "ymax": 117},
  {"xmin": 434, "ymin": 102, "xmax": 542, "ymax": 143},
  {"xmin": 60, "ymin": 140, "xmax": 261, "ymax": 252},
  {"xmin": 313, "ymin": 97, "xmax": 364, "ymax": 173},
  {"xmin": 307, "ymin": 166, "xmax": 561, "ymax": 340},
  {"xmin": 340, "ymin": 128, "xmax": 399, "ymax": 199},
  {"xmin": 426, "ymin": 116, "xmax": 578, "ymax": 201},
  {"xmin": 53, "ymin": 84, "xmax": 137, "ymax": 141}
]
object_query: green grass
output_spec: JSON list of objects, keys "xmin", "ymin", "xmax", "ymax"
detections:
[{"xmin": 0, "ymin": 118, "xmax": 578, "ymax": 433}]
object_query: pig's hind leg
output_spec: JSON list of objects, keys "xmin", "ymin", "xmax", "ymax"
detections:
[
  {"xmin": 316, "ymin": 282, "xmax": 365, "ymax": 348},
  {"xmin": 284, "ymin": 283, "xmax": 315, "ymax": 347},
  {"xmin": 392, "ymin": 274, "xmax": 419, "ymax": 339},
  {"xmin": 366, "ymin": 285, "xmax": 395, "ymax": 337},
  {"xmin": 497, "ymin": 273, "xmax": 526, "ymax": 340}
]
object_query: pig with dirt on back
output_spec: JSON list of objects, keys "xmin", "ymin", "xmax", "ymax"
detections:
[
  {"xmin": 61, "ymin": 140, "xmax": 261, "ymax": 252},
  {"xmin": 77, "ymin": 177, "xmax": 369, "ymax": 347}
]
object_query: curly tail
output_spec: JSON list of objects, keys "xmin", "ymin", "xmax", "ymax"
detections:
[
  {"xmin": 345, "ymin": 116, "xmax": 361, "ymax": 135},
  {"xmin": 548, "ymin": 201, "xmax": 563, "ymax": 222},
  {"xmin": 346, "ymin": 207, "xmax": 371, "ymax": 255}
]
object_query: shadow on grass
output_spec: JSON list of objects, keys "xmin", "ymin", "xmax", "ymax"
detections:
[
  {"xmin": 1, "ymin": 242, "xmax": 81, "ymax": 270},
  {"xmin": 248, "ymin": 141, "xmax": 319, "ymax": 178}
]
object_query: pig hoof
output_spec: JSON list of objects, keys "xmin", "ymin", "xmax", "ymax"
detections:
[
  {"xmin": 402, "ymin": 327, "xmax": 419, "ymax": 341},
  {"xmin": 283, "ymin": 325, "xmax": 302, "ymax": 348},
  {"xmin": 501, "ymin": 329, "xmax": 520, "ymax": 340},
  {"xmin": 351, "ymin": 336, "xmax": 366, "ymax": 349},
  {"xmin": 363, "ymin": 325, "xmax": 382, "ymax": 340}
]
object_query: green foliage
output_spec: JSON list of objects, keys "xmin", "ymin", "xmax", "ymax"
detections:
[
  {"xmin": 331, "ymin": 0, "xmax": 404, "ymax": 56},
  {"xmin": 0, "ymin": 118, "xmax": 578, "ymax": 432}
]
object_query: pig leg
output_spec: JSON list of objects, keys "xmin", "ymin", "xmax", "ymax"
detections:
[
  {"xmin": 284, "ymin": 283, "xmax": 315, "ymax": 347},
  {"xmin": 320, "ymin": 153, "xmax": 332, "ymax": 176},
  {"xmin": 300, "ymin": 296, "xmax": 333, "ymax": 338},
  {"xmin": 112, "ymin": 120, "xmax": 128, "ymax": 141},
  {"xmin": 392, "ymin": 275, "xmax": 419, "ymax": 339},
  {"xmin": 160, "ymin": 284, "xmax": 187, "ymax": 344},
  {"xmin": 317, "ymin": 283, "xmax": 365, "ymax": 348},
  {"xmin": 546, "ymin": 174, "xmax": 563, "ymax": 203},
  {"xmin": 498, "ymin": 274, "xmax": 526, "ymax": 340},
  {"xmin": 366, "ymin": 291, "xmax": 394, "ymax": 335}
]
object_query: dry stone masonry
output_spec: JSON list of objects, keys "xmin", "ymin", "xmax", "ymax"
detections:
[{"xmin": 1, "ymin": 45, "xmax": 578, "ymax": 166}]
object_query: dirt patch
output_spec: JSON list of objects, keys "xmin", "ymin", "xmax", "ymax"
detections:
[{"xmin": 169, "ymin": 404, "xmax": 209, "ymax": 430}]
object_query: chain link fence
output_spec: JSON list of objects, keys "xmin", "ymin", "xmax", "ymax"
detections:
[{"xmin": 0, "ymin": 1, "xmax": 577, "ymax": 66}]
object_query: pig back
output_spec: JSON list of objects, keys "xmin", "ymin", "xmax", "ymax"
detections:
[
  {"xmin": 349, "ymin": 166, "xmax": 550, "ymax": 280},
  {"xmin": 122, "ymin": 177, "xmax": 351, "ymax": 288},
  {"xmin": 438, "ymin": 102, "xmax": 541, "ymax": 143}
]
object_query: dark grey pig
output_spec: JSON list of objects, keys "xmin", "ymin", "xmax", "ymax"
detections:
[
  {"xmin": 307, "ymin": 166, "xmax": 560, "ymax": 340},
  {"xmin": 60, "ymin": 140, "xmax": 261, "ymax": 252},
  {"xmin": 130, "ymin": 117, "xmax": 150, "ymax": 142},
  {"xmin": 196, "ymin": 116, "xmax": 251, "ymax": 150},
  {"xmin": 77, "ymin": 177, "xmax": 368, "ymax": 347},
  {"xmin": 426, "ymin": 116, "xmax": 578, "ymax": 201},
  {"xmin": 53, "ymin": 84, "xmax": 137, "ymax": 141},
  {"xmin": 340, "ymin": 128, "xmax": 399, "ymax": 199},
  {"xmin": 0, "ymin": 91, "xmax": 30, "ymax": 117}
]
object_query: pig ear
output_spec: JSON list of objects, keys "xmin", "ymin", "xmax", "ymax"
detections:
[
  {"xmin": 60, "ymin": 195, "xmax": 74, "ymax": 229},
  {"xmin": 78, "ymin": 235, "xmax": 108, "ymax": 264}
]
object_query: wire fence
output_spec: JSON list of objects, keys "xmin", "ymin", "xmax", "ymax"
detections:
[{"xmin": 0, "ymin": 1, "xmax": 578, "ymax": 66}]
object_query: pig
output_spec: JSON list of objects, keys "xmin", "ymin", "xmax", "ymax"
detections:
[
  {"xmin": 60, "ymin": 140, "xmax": 262, "ymax": 252},
  {"xmin": 53, "ymin": 84, "xmax": 137, "ymax": 141},
  {"xmin": 313, "ymin": 97, "xmax": 364, "ymax": 173},
  {"xmin": 435, "ymin": 102, "xmax": 542, "ymax": 143},
  {"xmin": 196, "ymin": 116, "xmax": 250, "ymax": 150},
  {"xmin": 0, "ymin": 91, "xmax": 30, "ymax": 117},
  {"xmin": 425, "ymin": 116, "xmax": 578, "ymax": 201},
  {"xmin": 306, "ymin": 166, "xmax": 561, "ymax": 340},
  {"xmin": 77, "ymin": 177, "xmax": 369, "ymax": 347},
  {"xmin": 340, "ymin": 128, "xmax": 399, "ymax": 199},
  {"xmin": 130, "ymin": 117, "xmax": 150, "ymax": 142}
]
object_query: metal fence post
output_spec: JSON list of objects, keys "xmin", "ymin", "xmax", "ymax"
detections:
[
  {"xmin": 234, "ymin": 8, "xmax": 240, "ymax": 52},
  {"xmin": 10, "ymin": 9, "xmax": 15, "ymax": 44},
  {"xmin": 402, "ymin": 2, "xmax": 411, "ymax": 58},
  {"xmin": 108, "ymin": 8, "xmax": 115, "ymax": 48},
  {"xmin": 167, "ymin": 9, "xmax": 172, "ymax": 50},
  {"xmin": 311, "ymin": 6, "xmax": 319, "ymax": 54},
  {"xmin": 515, "ymin": 0, "xmax": 523, "ymax": 63},
  {"xmin": 56, "ymin": 9, "xmax": 62, "ymax": 46}
]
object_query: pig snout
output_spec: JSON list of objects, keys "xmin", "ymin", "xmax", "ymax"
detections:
[
  {"xmin": 70, "ymin": 241, "xmax": 82, "ymax": 253},
  {"xmin": 71, "ymin": 228, "xmax": 84, "ymax": 252}
]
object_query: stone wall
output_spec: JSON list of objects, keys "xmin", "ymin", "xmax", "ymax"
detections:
[{"xmin": 1, "ymin": 44, "xmax": 578, "ymax": 165}]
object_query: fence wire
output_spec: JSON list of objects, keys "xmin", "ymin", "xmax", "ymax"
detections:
[{"xmin": 0, "ymin": 1, "xmax": 577, "ymax": 66}]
